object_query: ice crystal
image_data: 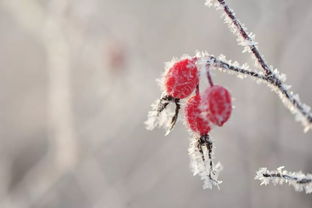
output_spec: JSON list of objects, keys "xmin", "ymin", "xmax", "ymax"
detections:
[{"xmin": 255, "ymin": 167, "xmax": 312, "ymax": 194}]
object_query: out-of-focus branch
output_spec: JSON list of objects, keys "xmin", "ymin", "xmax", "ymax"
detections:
[{"xmin": 0, "ymin": 0, "xmax": 78, "ymax": 207}]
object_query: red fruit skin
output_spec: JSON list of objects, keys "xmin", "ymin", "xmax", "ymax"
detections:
[
  {"xmin": 164, "ymin": 59, "xmax": 199, "ymax": 99},
  {"xmin": 203, "ymin": 85, "xmax": 232, "ymax": 126},
  {"xmin": 185, "ymin": 95, "xmax": 211, "ymax": 135}
]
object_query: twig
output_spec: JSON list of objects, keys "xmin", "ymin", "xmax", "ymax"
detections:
[
  {"xmin": 216, "ymin": 0, "xmax": 272, "ymax": 76},
  {"xmin": 205, "ymin": 61, "xmax": 214, "ymax": 87},
  {"xmin": 255, "ymin": 167, "xmax": 312, "ymax": 194},
  {"xmin": 197, "ymin": 55, "xmax": 312, "ymax": 132}
]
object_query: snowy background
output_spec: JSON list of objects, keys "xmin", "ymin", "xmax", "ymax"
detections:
[{"xmin": 0, "ymin": 0, "xmax": 311, "ymax": 207}]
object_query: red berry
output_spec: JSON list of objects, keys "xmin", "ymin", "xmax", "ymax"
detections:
[
  {"xmin": 203, "ymin": 85, "xmax": 232, "ymax": 126},
  {"xmin": 164, "ymin": 59, "xmax": 199, "ymax": 99},
  {"xmin": 185, "ymin": 94, "xmax": 211, "ymax": 135}
]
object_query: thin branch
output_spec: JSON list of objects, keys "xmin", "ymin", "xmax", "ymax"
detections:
[
  {"xmin": 255, "ymin": 167, "xmax": 312, "ymax": 194},
  {"xmin": 209, "ymin": 56, "xmax": 267, "ymax": 81},
  {"xmin": 216, "ymin": 0, "xmax": 272, "ymax": 76},
  {"xmin": 198, "ymin": 55, "xmax": 312, "ymax": 132}
]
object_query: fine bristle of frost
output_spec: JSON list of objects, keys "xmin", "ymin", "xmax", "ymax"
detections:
[{"xmin": 255, "ymin": 167, "xmax": 312, "ymax": 194}]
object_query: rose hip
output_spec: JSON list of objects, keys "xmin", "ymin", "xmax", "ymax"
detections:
[
  {"xmin": 185, "ymin": 94, "xmax": 211, "ymax": 135},
  {"xmin": 164, "ymin": 58, "xmax": 199, "ymax": 99},
  {"xmin": 203, "ymin": 85, "xmax": 232, "ymax": 126}
]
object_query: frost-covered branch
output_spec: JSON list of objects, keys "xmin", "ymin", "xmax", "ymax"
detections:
[
  {"xmin": 210, "ymin": 0, "xmax": 272, "ymax": 76},
  {"xmin": 255, "ymin": 167, "xmax": 312, "ymax": 194},
  {"xmin": 207, "ymin": 55, "xmax": 267, "ymax": 81},
  {"xmin": 204, "ymin": 0, "xmax": 312, "ymax": 195},
  {"xmin": 204, "ymin": 0, "xmax": 312, "ymax": 132},
  {"xmin": 197, "ymin": 54, "xmax": 312, "ymax": 132}
]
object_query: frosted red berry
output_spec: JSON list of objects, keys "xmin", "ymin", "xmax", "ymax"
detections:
[
  {"xmin": 203, "ymin": 85, "xmax": 232, "ymax": 126},
  {"xmin": 185, "ymin": 94, "xmax": 211, "ymax": 135},
  {"xmin": 164, "ymin": 58, "xmax": 199, "ymax": 99}
]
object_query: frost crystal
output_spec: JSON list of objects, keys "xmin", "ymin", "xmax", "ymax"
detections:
[{"xmin": 255, "ymin": 167, "xmax": 312, "ymax": 194}]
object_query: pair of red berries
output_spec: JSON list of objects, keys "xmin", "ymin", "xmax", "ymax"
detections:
[{"xmin": 160, "ymin": 58, "xmax": 232, "ymax": 135}]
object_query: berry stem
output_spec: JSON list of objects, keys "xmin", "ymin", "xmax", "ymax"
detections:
[{"xmin": 206, "ymin": 64, "xmax": 214, "ymax": 87}]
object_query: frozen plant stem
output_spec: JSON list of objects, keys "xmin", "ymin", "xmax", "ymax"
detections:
[{"xmin": 202, "ymin": 55, "xmax": 312, "ymax": 131}]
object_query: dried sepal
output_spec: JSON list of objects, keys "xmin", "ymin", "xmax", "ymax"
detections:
[
  {"xmin": 145, "ymin": 95, "xmax": 181, "ymax": 135},
  {"xmin": 188, "ymin": 134, "xmax": 223, "ymax": 189}
]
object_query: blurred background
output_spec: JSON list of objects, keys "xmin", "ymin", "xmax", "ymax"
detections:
[{"xmin": 0, "ymin": 0, "xmax": 311, "ymax": 207}]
